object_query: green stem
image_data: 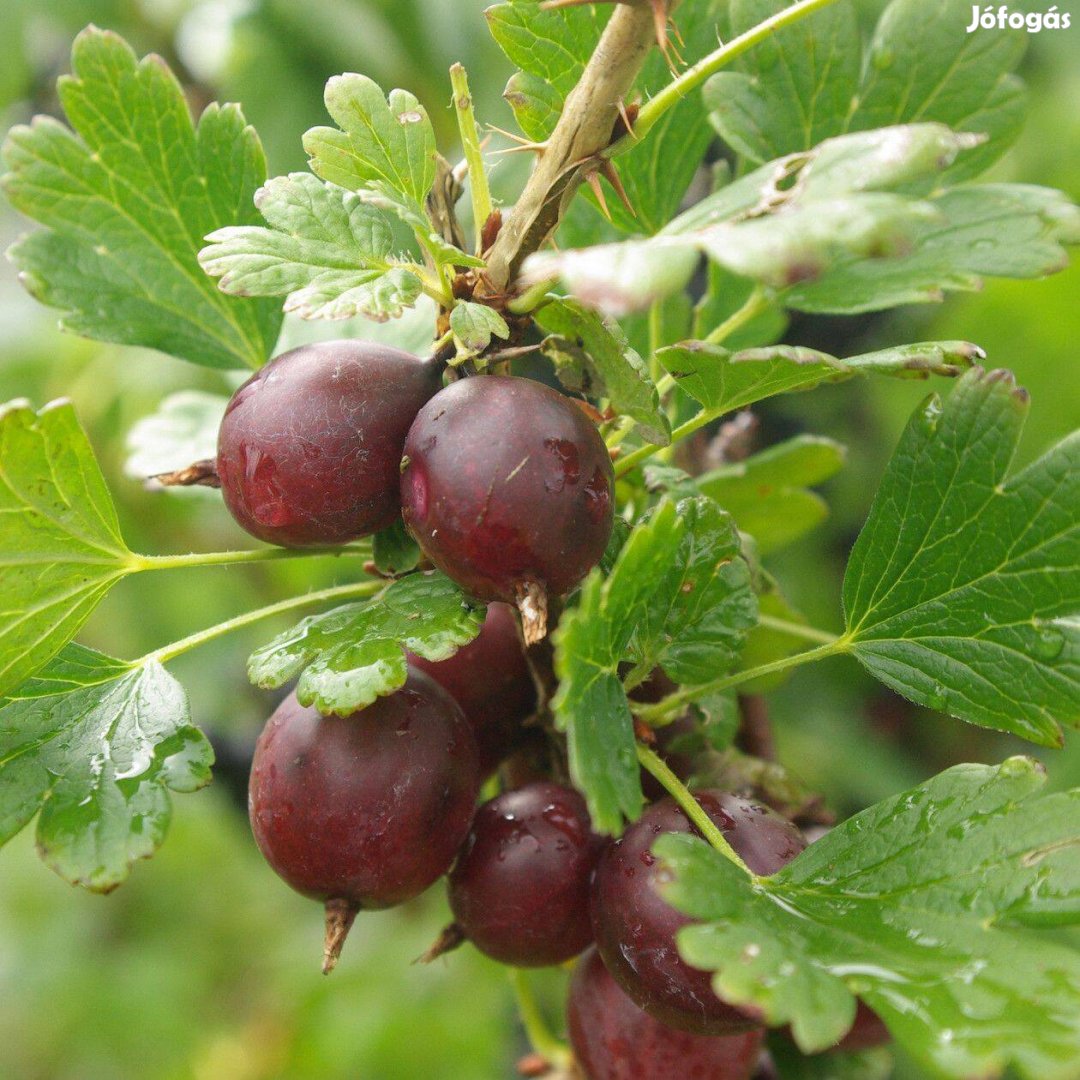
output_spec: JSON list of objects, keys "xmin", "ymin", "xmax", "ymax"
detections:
[
  {"xmin": 133, "ymin": 545, "xmax": 370, "ymax": 573},
  {"xmin": 506, "ymin": 277, "xmax": 555, "ymax": 315},
  {"xmin": 507, "ymin": 968, "xmax": 572, "ymax": 1067},
  {"xmin": 615, "ymin": 411, "xmax": 707, "ymax": 476},
  {"xmin": 637, "ymin": 745, "xmax": 752, "ymax": 875},
  {"xmin": 145, "ymin": 579, "xmax": 384, "ymax": 665},
  {"xmin": 610, "ymin": 0, "xmax": 844, "ymax": 155},
  {"xmin": 756, "ymin": 614, "xmax": 840, "ymax": 647},
  {"xmin": 704, "ymin": 286, "xmax": 769, "ymax": 346},
  {"xmin": 449, "ymin": 63, "xmax": 493, "ymax": 254},
  {"xmin": 635, "ymin": 639, "xmax": 848, "ymax": 724}
]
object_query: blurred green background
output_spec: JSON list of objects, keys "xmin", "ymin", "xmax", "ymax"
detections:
[{"xmin": 0, "ymin": 2, "xmax": 1077, "ymax": 1077}]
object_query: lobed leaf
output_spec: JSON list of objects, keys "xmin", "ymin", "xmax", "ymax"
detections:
[
  {"xmin": 199, "ymin": 172, "xmax": 424, "ymax": 323},
  {"xmin": 0, "ymin": 399, "xmax": 136, "ymax": 696},
  {"xmin": 247, "ymin": 572, "xmax": 484, "ymax": 715},
  {"xmin": 303, "ymin": 74, "xmax": 436, "ymax": 209},
  {"xmin": 843, "ymin": 367, "xmax": 1080, "ymax": 745},
  {"xmin": 449, "ymin": 301, "xmax": 510, "ymax": 355},
  {"xmin": 553, "ymin": 497, "xmax": 756, "ymax": 832},
  {"xmin": 1, "ymin": 27, "xmax": 280, "ymax": 370},
  {"xmin": 0, "ymin": 644, "xmax": 212, "ymax": 891},
  {"xmin": 657, "ymin": 757, "xmax": 1080, "ymax": 1079}
]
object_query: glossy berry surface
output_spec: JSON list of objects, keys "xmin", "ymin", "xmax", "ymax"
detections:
[
  {"xmin": 218, "ymin": 340, "xmax": 442, "ymax": 546},
  {"xmin": 248, "ymin": 669, "xmax": 480, "ymax": 908},
  {"xmin": 400, "ymin": 375, "xmax": 614, "ymax": 604},
  {"xmin": 567, "ymin": 948, "xmax": 763, "ymax": 1080},
  {"xmin": 448, "ymin": 782, "xmax": 600, "ymax": 967},
  {"xmin": 591, "ymin": 792, "xmax": 806, "ymax": 1035},
  {"xmin": 408, "ymin": 602, "xmax": 536, "ymax": 775}
]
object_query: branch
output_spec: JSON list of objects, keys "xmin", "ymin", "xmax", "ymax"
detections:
[{"xmin": 482, "ymin": 2, "xmax": 659, "ymax": 292}]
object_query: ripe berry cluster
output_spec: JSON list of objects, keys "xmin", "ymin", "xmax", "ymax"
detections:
[{"xmin": 221, "ymin": 341, "xmax": 883, "ymax": 1077}]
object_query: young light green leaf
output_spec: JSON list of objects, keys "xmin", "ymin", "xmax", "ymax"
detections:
[
  {"xmin": 706, "ymin": 0, "xmax": 1027, "ymax": 184},
  {"xmin": 553, "ymin": 497, "xmax": 756, "ymax": 831},
  {"xmin": 449, "ymin": 301, "xmax": 510, "ymax": 354},
  {"xmin": 658, "ymin": 757, "xmax": 1080, "ymax": 1079},
  {"xmin": 199, "ymin": 172, "xmax": 424, "ymax": 322},
  {"xmin": 659, "ymin": 340, "xmax": 983, "ymax": 416},
  {"xmin": 0, "ymin": 644, "xmax": 212, "ymax": 892},
  {"xmin": 356, "ymin": 182, "xmax": 485, "ymax": 269},
  {"xmin": 247, "ymin": 572, "xmax": 484, "ymax": 716},
  {"xmin": 0, "ymin": 400, "xmax": 137, "ymax": 697},
  {"xmin": 535, "ymin": 297, "xmax": 671, "ymax": 445},
  {"xmin": 842, "ymin": 367, "xmax": 1080, "ymax": 745},
  {"xmin": 303, "ymin": 74, "xmax": 436, "ymax": 208},
  {"xmin": 697, "ymin": 435, "xmax": 847, "ymax": 554},
  {"xmin": 1, "ymin": 27, "xmax": 280, "ymax": 371},
  {"xmin": 124, "ymin": 390, "xmax": 228, "ymax": 482}
]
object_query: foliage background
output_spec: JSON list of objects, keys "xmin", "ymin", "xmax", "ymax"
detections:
[{"xmin": 0, "ymin": 1, "xmax": 1076, "ymax": 1077}]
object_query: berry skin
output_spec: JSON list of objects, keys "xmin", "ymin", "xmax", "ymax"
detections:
[
  {"xmin": 567, "ymin": 948, "xmax": 764, "ymax": 1080},
  {"xmin": 218, "ymin": 340, "xmax": 442, "ymax": 546},
  {"xmin": 591, "ymin": 792, "xmax": 806, "ymax": 1034},
  {"xmin": 400, "ymin": 375, "xmax": 614, "ymax": 642},
  {"xmin": 408, "ymin": 602, "xmax": 536, "ymax": 775},
  {"xmin": 448, "ymin": 782, "xmax": 601, "ymax": 967},
  {"xmin": 248, "ymin": 668, "xmax": 480, "ymax": 970}
]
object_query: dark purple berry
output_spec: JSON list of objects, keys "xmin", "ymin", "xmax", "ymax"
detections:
[
  {"xmin": 218, "ymin": 340, "xmax": 442, "ymax": 546},
  {"xmin": 408, "ymin": 602, "xmax": 536, "ymax": 775},
  {"xmin": 400, "ymin": 375, "xmax": 614, "ymax": 642},
  {"xmin": 448, "ymin": 782, "xmax": 601, "ymax": 966},
  {"xmin": 568, "ymin": 948, "xmax": 763, "ymax": 1080},
  {"xmin": 591, "ymin": 792, "xmax": 806, "ymax": 1034},
  {"xmin": 248, "ymin": 669, "xmax": 480, "ymax": 970}
]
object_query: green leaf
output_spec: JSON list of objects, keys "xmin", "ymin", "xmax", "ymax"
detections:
[
  {"xmin": 657, "ymin": 757, "xmax": 1080, "ymax": 1079},
  {"xmin": 199, "ymin": 172, "xmax": 424, "ymax": 322},
  {"xmin": 124, "ymin": 391, "xmax": 228, "ymax": 481},
  {"xmin": 303, "ymin": 74, "xmax": 436, "ymax": 208},
  {"xmin": 787, "ymin": 184, "xmax": 1080, "ymax": 314},
  {"xmin": 247, "ymin": 572, "xmax": 484, "ymax": 715},
  {"xmin": 850, "ymin": 0, "xmax": 1027, "ymax": 183},
  {"xmin": 356, "ymin": 182, "xmax": 485, "ymax": 269},
  {"xmin": 0, "ymin": 644, "xmax": 212, "ymax": 891},
  {"xmin": 737, "ymin": 579, "xmax": 814, "ymax": 693},
  {"xmin": 553, "ymin": 497, "xmax": 756, "ymax": 831},
  {"xmin": 371, "ymin": 519, "xmax": 420, "ymax": 577},
  {"xmin": 449, "ymin": 301, "xmax": 510, "ymax": 355},
  {"xmin": 535, "ymin": 297, "xmax": 671, "ymax": 445},
  {"xmin": 1, "ymin": 27, "xmax": 280, "ymax": 371},
  {"xmin": 530, "ymin": 125, "xmax": 1029, "ymax": 314},
  {"xmin": 503, "ymin": 70, "xmax": 566, "ymax": 143},
  {"xmin": 706, "ymin": 0, "xmax": 1027, "ymax": 184},
  {"xmin": 552, "ymin": 573, "xmax": 642, "ymax": 836},
  {"xmin": 0, "ymin": 400, "xmax": 136, "ymax": 697},
  {"xmin": 487, "ymin": 1, "xmax": 603, "ymax": 130},
  {"xmin": 659, "ymin": 340, "xmax": 983, "ymax": 416},
  {"xmin": 842, "ymin": 367, "xmax": 1080, "ymax": 746},
  {"xmin": 704, "ymin": 0, "xmax": 861, "ymax": 166},
  {"xmin": 697, "ymin": 436, "xmax": 847, "ymax": 554},
  {"xmin": 767, "ymin": 1035, "xmax": 893, "ymax": 1080}
]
